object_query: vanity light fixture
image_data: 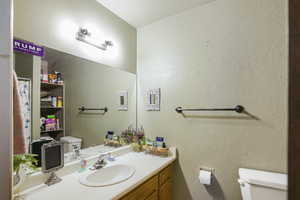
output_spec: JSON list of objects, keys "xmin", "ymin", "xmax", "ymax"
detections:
[{"xmin": 76, "ymin": 27, "xmax": 113, "ymax": 51}]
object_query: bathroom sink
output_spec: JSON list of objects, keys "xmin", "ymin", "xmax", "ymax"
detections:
[{"xmin": 79, "ymin": 164, "xmax": 135, "ymax": 187}]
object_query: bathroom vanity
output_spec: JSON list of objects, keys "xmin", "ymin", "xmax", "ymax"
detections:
[{"xmin": 18, "ymin": 146, "xmax": 176, "ymax": 200}]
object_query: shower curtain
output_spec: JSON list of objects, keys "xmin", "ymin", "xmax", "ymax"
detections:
[{"xmin": 17, "ymin": 78, "xmax": 31, "ymax": 153}]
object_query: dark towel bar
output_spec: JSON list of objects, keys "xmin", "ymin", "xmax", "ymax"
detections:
[
  {"xmin": 175, "ymin": 105, "xmax": 244, "ymax": 114},
  {"xmin": 78, "ymin": 106, "xmax": 108, "ymax": 113}
]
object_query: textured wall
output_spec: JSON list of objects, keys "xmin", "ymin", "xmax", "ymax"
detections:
[
  {"xmin": 137, "ymin": 0, "xmax": 288, "ymax": 199},
  {"xmin": 14, "ymin": 0, "xmax": 137, "ymax": 73}
]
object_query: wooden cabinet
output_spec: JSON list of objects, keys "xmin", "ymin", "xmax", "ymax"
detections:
[
  {"xmin": 120, "ymin": 163, "xmax": 173, "ymax": 200},
  {"xmin": 146, "ymin": 191, "xmax": 158, "ymax": 200},
  {"xmin": 158, "ymin": 165, "xmax": 172, "ymax": 200},
  {"xmin": 159, "ymin": 179, "xmax": 172, "ymax": 200},
  {"xmin": 159, "ymin": 165, "xmax": 172, "ymax": 186},
  {"xmin": 121, "ymin": 175, "xmax": 158, "ymax": 200}
]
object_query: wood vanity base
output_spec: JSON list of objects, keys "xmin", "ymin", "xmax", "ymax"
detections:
[{"xmin": 120, "ymin": 163, "xmax": 173, "ymax": 200}]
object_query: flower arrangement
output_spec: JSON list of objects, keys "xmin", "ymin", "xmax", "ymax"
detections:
[
  {"xmin": 13, "ymin": 154, "xmax": 38, "ymax": 194},
  {"xmin": 13, "ymin": 154, "xmax": 38, "ymax": 175}
]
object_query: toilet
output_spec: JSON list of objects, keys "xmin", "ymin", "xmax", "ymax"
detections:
[{"xmin": 238, "ymin": 168, "xmax": 287, "ymax": 200}]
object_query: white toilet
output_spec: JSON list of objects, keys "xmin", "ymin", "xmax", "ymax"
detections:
[{"xmin": 238, "ymin": 168, "xmax": 287, "ymax": 200}]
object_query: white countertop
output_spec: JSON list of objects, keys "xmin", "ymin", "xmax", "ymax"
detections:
[{"xmin": 20, "ymin": 147, "xmax": 176, "ymax": 200}]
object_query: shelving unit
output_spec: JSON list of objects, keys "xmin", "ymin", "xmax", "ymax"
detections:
[
  {"xmin": 40, "ymin": 82, "xmax": 65, "ymax": 139},
  {"xmin": 41, "ymin": 129, "xmax": 64, "ymax": 134},
  {"xmin": 41, "ymin": 82, "xmax": 64, "ymax": 90},
  {"xmin": 41, "ymin": 107, "xmax": 64, "ymax": 109}
]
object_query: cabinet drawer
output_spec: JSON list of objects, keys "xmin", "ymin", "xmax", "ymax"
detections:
[
  {"xmin": 159, "ymin": 164, "xmax": 172, "ymax": 186},
  {"xmin": 121, "ymin": 175, "xmax": 158, "ymax": 200}
]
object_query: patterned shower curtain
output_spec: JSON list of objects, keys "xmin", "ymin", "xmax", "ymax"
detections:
[{"xmin": 18, "ymin": 78, "xmax": 31, "ymax": 153}]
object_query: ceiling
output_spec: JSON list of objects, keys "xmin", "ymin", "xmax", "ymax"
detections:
[{"xmin": 96, "ymin": 0, "xmax": 214, "ymax": 28}]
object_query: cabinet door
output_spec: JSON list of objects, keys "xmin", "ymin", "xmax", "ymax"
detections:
[
  {"xmin": 145, "ymin": 192, "xmax": 158, "ymax": 200},
  {"xmin": 159, "ymin": 165, "xmax": 172, "ymax": 186},
  {"xmin": 121, "ymin": 175, "xmax": 158, "ymax": 200},
  {"xmin": 159, "ymin": 179, "xmax": 172, "ymax": 200}
]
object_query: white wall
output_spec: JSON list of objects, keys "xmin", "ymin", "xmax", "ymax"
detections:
[
  {"xmin": 0, "ymin": 0, "xmax": 13, "ymax": 199},
  {"xmin": 14, "ymin": 0, "xmax": 137, "ymax": 73},
  {"xmin": 137, "ymin": 0, "xmax": 288, "ymax": 199}
]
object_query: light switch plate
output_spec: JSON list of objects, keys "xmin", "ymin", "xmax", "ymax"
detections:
[
  {"xmin": 118, "ymin": 90, "xmax": 128, "ymax": 111},
  {"xmin": 145, "ymin": 88, "xmax": 161, "ymax": 111}
]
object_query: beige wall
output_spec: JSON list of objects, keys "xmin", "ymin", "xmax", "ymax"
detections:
[
  {"xmin": 0, "ymin": 0, "xmax": 13, "ymax": 199},
  {"xmin": 137, "ymin": 0, "xmax": 288, "ymax": 199},
  {"xmin": 54, "ymin": 52, "xmax": 136, "ymax": 148},
  {"xmin": 14, "ymin": 0, "xmax": 137, "ymax": 73},
  {"xmin": 14, "ymin": 52, "xmax": 33, "ymax": 79}
]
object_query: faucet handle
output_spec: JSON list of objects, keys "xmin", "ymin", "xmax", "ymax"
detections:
[
  {"xmin": 98, "ymin": 152, "xmax": 114, "ymax": 162},
  {"xmin": 98, "ymin": 152, "xmax": 109, "ymax": 158},
  {"xmin": 106, "ymin": 152, "xmax": 115, "ymax": 161}
]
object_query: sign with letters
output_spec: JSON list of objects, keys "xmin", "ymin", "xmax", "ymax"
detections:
[{"xmin": 13, "ymin": 39, "xmax": 44, "ymax": 57}]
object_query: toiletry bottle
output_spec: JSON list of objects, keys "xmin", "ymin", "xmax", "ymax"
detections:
[
  {"xmin": 79, "ymin": 158, "xmax": 87, "ymax": 173},
  {"xmin": 156, "ymin": 137, "xmax": 164, "ymax": 147},
  {"xmin": 81, "ymin": 159, "xmax": 87, "ymax": 169},
  {"xmin": 57, "ymin": 96, "xmax": 63, "ymax": 107},
  {"xmin": 107, "ymin": 131, "xmax": 114, "ymax": 140},
  {"xmin": 146, "ymin": 139, "xmax": 153, "ymax": 147},
  {"xmin": 46, "ymin": 115, "xmax": 56, "ymax": 131},
  {"xmin": 162, "ymin": 142, "xmax": 167, "ymax": 148},
  {"xmin": 55, "ymin": 71, "xmax": 63, "ymax": 84},
  {"xmin": 56, "ymin": 119, "xmax": 60, "ymax": 129},
  {"xmin": 51, "ymin": 96, "xmax": 57, "ymax": 108}
]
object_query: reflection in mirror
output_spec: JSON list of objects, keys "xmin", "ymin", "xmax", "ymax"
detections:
[
  {"xmin": 13, "ymin": 45, "xmax": 136, "ymax": 169},
  {"xmin": 118, "ymin": 91, "xmax": 128, "ymax": 111}
]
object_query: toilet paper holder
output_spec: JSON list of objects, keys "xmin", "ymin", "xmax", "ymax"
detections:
[
  {"xmin": 199, "ymin": 167, "xmax": 215, "ymax": 185},
  {"xmin": 200, "ymin": 167, "xmax": 215, "ymax": 173}
]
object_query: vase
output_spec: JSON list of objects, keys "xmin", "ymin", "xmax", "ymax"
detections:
[{"xmin": 13, "ymin": 165, "xmax": 27, "ymax": 196}]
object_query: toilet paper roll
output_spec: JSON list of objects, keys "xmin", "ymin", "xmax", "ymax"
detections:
[{"xmin": 199, "ymin": 170, "xmax": 212, "ymax": 185}]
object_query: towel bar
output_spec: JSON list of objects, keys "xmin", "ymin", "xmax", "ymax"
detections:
[
  {"xmin": 78, "ymin": 106, "xmax": 108, "ymax": 113},
  {"xmin": 175, "ymin": 105, "xmax": 244, "ymax": 114}
]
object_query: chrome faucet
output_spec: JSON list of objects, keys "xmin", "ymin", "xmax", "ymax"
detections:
[{"xmin": 91, "ymin": 153, "xmax": 110, "ymax": 170}]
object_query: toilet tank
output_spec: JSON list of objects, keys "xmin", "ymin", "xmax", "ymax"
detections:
[{"xmin": 238, "ymin": 168, "xmax": 287, "ymax": 200}]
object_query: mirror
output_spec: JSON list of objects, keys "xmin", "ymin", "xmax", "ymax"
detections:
[{"xmin": 14, "ymin": 45, "xmax": 137, "ymax": 167}]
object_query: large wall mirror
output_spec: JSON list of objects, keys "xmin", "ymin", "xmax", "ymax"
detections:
[{"xmin": 14, "ymin": 45, "xmax": 137, "ymax": 166}]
